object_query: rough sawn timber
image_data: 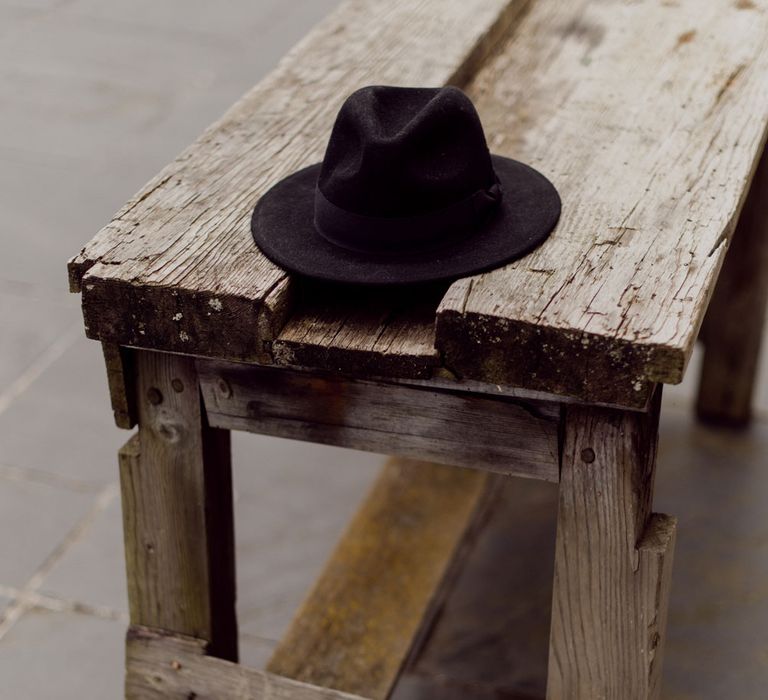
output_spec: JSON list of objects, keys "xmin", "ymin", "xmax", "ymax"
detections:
[
  {"xmin": 547, "ymin": 390, "xmax": 677, "ymax": 699},
  {"xmin": 272, "ymin": 282, "xmax": 447, "ymax": 379},
  {"xmin": 267, "ymin": 459, "xmax": 495, "ymax": 700},
  {"xmin": 101, "ymin": 342, "xmax": 136, "ymax": 429},
  {"xmin": 436, "ymin": 0, "xmax": 768, "ymax": 406},
  {"xmin": 126, "ymin": 626, "xmax": 373, "ymax": 700},
  {"xmin": 120, "ymin": 352, "xmax": 237, "ymax": 661},
  {"xmin": 69, "ymin": 0, "xmax": 768, "ymax": 409},
  {"xmin": 68, "ymin": 0, "xmax": 526, "ymax": 363},
  {"xmin": 197, "ymin": 359, "xmax": 561, "ymax": 482}
]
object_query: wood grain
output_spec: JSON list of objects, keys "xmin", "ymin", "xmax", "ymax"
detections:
[
  {"xmin": 120, "ymin": 352, "xmax": 237, "ymax": 661},
  {"xmin": 197, "ymin": 359, "xmax": 561, "ymax": 482},
  {"xmin": 436, "ymin": 0, "xmax": 768, "ymax": 405},
  {"xmin": 392, "ymin": 373, "xmax": 652, "ymax": 412},
  {"xmin": 547, "ymin": 390, "xmax": 677, "ymax": 699},
  {"xmin": 126, "ymin": 626, "xmax": 372, "ymax": 700},
  {"xmin": 70, "ymin": 0, "xmax": 768, "ymax": 408},
  {"xmin": 101, "ymin": 342, "xmax": 136, "ymax": 429},
  {"xmin": 267, "ymin": 458, "xmax": 493, "ymax": 699},
  {"xmin": 69, "ymin": 0, "xmax": 525, "ymax": 363},
  {"xmin": 697, "ymin": 143, "xmax": 768, "ymax": 426},
  {"xmin": 273, "ymin": 282, "xmax": 446, "ymax": 379}
]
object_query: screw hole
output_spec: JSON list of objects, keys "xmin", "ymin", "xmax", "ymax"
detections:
[
  {"xmin": 217, "ymin": 378, "xmax": 232, "ymax": 399},
  {"xmin": 147, "ymin": 387, "xmax": 163, "ymax": 405}
]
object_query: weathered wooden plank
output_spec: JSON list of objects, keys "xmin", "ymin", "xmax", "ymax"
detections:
[
  {"xmin": 697, "ymin": 142, "xmax": 768, "ymax": 427},
  {"xmin": 547, "ymin": 389, "xmax": 676, "ymax": 699},
  {"xmin": 69, "ymin": 0, "xmax": 526, "ymax": 363},
  {"xmin": 197, "ymin": 359, "xmax": 561, "ymax": 482},
  {"xmin": 120, "ymin": 352, "xmax": 237, "ymax": 661},
  {"xmin": 102, "ymin": 342, "xmax": 136, "ymax": 429},
  {"xmin": 126, "ymin": 626, "xmax": 372, "ymax": 700},
  {"xmin": 267, "ymin": 458, "xmax": 494, "ymax": 700},
  {"xmin": 435, "ymin": 0, "xmax": 768, "ymax": 405},
  {"xmin": 273, "ymin": 282, "xmax": 445, "ymax": 379},
  {"xmin": 69, "ymin": 0, "xmax": 768, "ymax": 408},
  {"xmin": 393, "ymin": 373, "xmax": 653, "ymax": 412}
]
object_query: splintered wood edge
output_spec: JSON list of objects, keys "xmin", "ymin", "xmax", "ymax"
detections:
[
  {"xmin": 266, "ymin": 458, "xmax": 494, "ymax": 700},
  {"xmin": 435, "ymin": 309, "xmax": 666, "ymax": 408},
  {"xmin": 433, "ymin": 0, "xmax": 768, "ymax": 398},
  {"xmin": 78, "ymin": 272, "xmax": 290, "ymax": 365},
  {"xmin": 67, "ymin": 0, "xmax": 525, "ymax": 363},
  {"xmin": 126, "ymin": 626, "xmax": 373, "ymax": 700},
  {"xmin": 272, "ymin": 318, "xmax": 440, "ymax": 380},
  {"xmin": 68, "ymin": 0, "xmax": 768, "ymax": 409}
]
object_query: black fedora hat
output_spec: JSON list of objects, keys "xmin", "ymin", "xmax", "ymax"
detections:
[{"xmin": 251, "ymin": 85, "xmax": 560, "ymax": 285}]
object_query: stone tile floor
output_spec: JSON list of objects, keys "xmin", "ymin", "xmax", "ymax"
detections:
[{"xmin": 0, "ymin": 1, "xmax": 766, "ymax": 697}]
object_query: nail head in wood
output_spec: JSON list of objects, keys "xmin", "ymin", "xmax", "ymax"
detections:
[{"xmin": 171, "ymin": 378, "xmax": 184, "ymax": 393}]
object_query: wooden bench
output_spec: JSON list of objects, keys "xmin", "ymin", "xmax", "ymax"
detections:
[{"xmin": 68, "ymin": 1, "xmax": 768, "ymax": 698}]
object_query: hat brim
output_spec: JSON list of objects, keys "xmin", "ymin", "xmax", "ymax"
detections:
[{"xmin": 251, "ymin": 155, "xmax": 560, "ymax": 285}]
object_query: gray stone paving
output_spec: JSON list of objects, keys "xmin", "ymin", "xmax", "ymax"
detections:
[{"xmin": 0, "ymin": 1, "xmax": 767, "ymax": 698}]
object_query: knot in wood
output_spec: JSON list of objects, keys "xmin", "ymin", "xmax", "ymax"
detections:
[
  {"xmin": 171, "ymin": 378, "xmax": 184, "ymax": 393},
  {"xmin": 580, "ymin": 447, "xmax": 596, "ymax": 463},
  {"xmin": 217, "ymin": 378, "xmax": 232, "ymax": 399},
  {"xmin": 146, "ymin": 387, "xmax": 163, "ymax": 405},
  {"xmin": 156, "ymin": 419, "xmax": 184, "ymax": 444}
]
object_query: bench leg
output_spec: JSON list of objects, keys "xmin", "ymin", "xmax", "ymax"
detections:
[
  {"xmin": 547, "ymin": 389, "xmax": 676, "ymax": 700},
  {"xmin": 697, "ymin": 145, "xmax": 768, "ymax": 427},
  {"xmin": 119, "ymin": 351, "xmax": 237, "ymax": 670}
]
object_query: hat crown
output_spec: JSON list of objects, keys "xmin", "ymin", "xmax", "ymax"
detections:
[{"xmin": 318, "ymin": 86, "xmax": 496, "ymax": 218}]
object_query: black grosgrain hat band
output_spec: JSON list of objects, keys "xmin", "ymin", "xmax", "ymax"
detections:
[
  {"xmin": 251, "ymin": 85, "xmax": 561, "ymax": 285},
  {"xmin": 313, "ymin": 179, "xmax": 503, "ymax": 253}
]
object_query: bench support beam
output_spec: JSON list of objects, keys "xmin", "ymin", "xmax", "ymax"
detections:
[
  {"xmin": 547, "ymin": 389, "xmax": 676, "ymax": 699},
  {"xmin": 267, "ymin": 459, "xmax": 497, "ymax": 700},
  {"xmin": 102, "ymin": 342, "xmax": 137, "ymax": 429},
  {"xmin": 197, "ymin": 359, "xmax": 561, "ymax": 482},
  {"xmin": 119, "ymin": 351, "xmax": 237, "ymax": 662},
  {"xmin": 126, "ymin": 626, "xmax": 372, "ymax": 700},
  {"xmin": 697, "ymin": 143, "xmax": 768, "ymax": 427}
]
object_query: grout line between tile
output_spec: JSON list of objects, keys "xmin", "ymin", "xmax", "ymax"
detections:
[
  {"xmin": 0, "ymin": 584, "xmax": 127, "ymax": 624},
  {"xmin": 0, "ymin": 462, "xmax": 106, "ymax": 494},
  {"xmin": 0, "ymin": 321, "xmax": 83, "ymax": 418},
  {"xmin": 0, "ymin": 483, "xmax": 119, "ymax": 641}
]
